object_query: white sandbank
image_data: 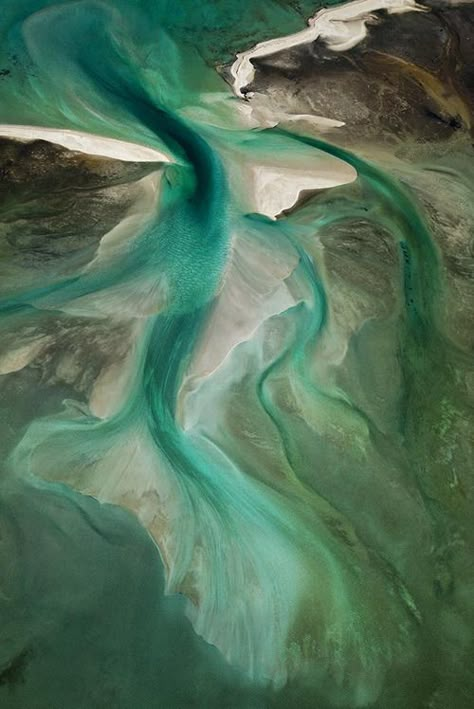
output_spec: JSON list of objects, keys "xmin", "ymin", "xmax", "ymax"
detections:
[
  {"xmin": 0, "ymin": 124, "xmax": 170, "ymax": 162},
  {"xmin": 221, "ymin": 142, "xmax": 357, "ymax": 219},
  {"xmin": 230, "ymin": 0, "xmax": 424, "ymax": 97},
  {"xmin": 250, "ymin": 163, "xmax": 356, "ymax": 218}
]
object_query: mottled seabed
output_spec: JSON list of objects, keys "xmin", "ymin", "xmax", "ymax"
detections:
[{"xmin": 0, "ymin": 1, "xmax": 473, "ymax": 707}]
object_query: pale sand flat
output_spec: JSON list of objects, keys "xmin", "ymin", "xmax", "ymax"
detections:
[{"xmin": 0, "ymin": 124, "xmax": 170, "ymax": 162}]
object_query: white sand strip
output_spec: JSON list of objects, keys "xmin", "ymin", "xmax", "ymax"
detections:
[
  {"xmin": 0, "ymin": 124, "xmax": 170, "ymax": 162},
  {"xmin": 231, "ymin": 0, "xmax": 424, "ymax": 97}
]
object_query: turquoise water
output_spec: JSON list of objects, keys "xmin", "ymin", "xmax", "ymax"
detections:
[{"xmin": 0, "ymin": 1, "xmax": 470, "ymax": 707}]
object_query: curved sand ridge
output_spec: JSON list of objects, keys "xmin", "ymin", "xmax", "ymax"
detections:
[
  {"xmin": 0, "ymin": 124, "xmax": 171, "ymax": 162},
  {"xmin": 230, "ymin": 0, "xmax": 424, "ymax": 97}
]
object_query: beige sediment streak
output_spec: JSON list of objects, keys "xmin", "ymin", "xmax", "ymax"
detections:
[
  {"xmin": 0, "ymin": 124, "xmax": 170, "ymax": 162},
  {"xmin": 230, "ymin": 0, "xmax": 424, "ymax": 98}
]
